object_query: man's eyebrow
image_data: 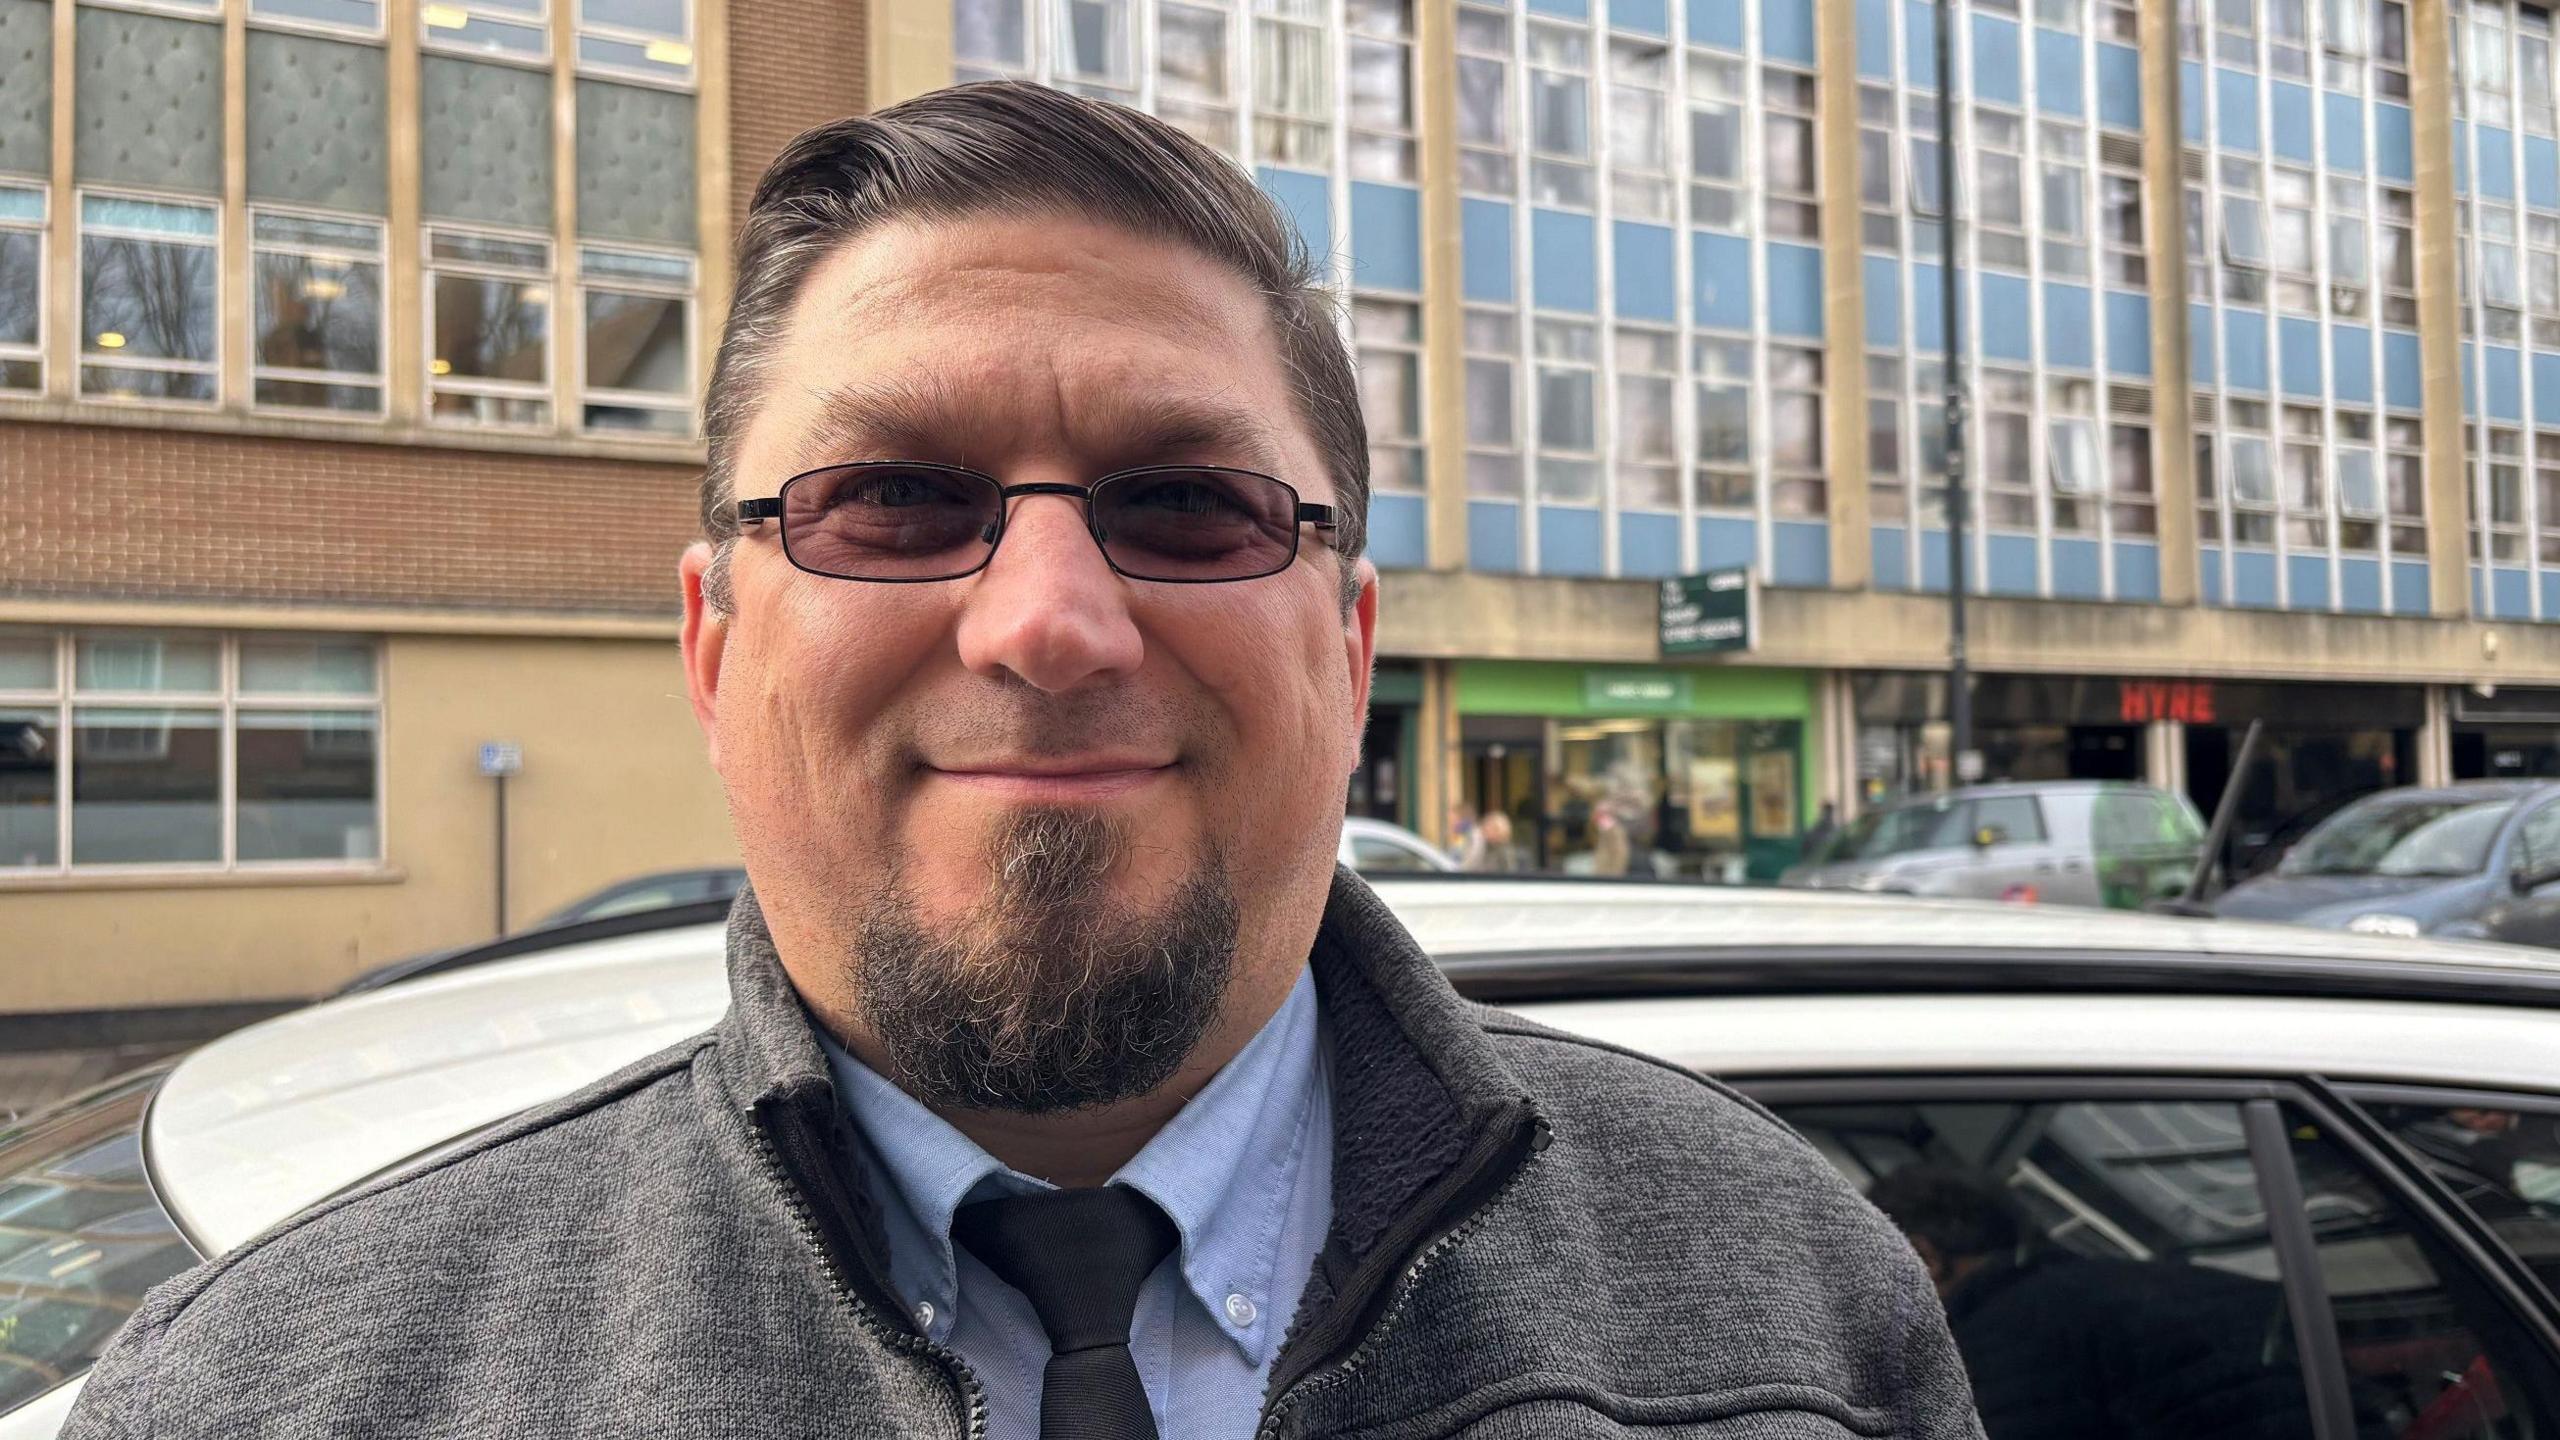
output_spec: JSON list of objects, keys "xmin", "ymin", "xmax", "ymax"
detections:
[
  {"xmin": 781, "ymin": 378, "xmax": 1294, "ymax": 479},
  {"xmin": 789, "ymin": 375, "xmax": 965, "ymax": 472}
]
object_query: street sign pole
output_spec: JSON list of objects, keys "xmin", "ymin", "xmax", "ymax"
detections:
[
  {"xmin": 1937, "ymin": 0, "xmax": 1976, "ymax": 785},
  {"xmin": 479, "ymin": 742, "xmax": 523, "ymax": 936}
]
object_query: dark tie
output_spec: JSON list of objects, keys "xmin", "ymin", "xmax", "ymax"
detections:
[{"xmin": 953, "ymin": 1185, "xmax": 1179, "ymax": 1440}]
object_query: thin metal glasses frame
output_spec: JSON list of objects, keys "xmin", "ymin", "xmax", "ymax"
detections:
[{"xmin": 735, "ymin": 461, "xmax": 1340, "ymax": 584}]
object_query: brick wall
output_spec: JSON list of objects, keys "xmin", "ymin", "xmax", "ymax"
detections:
[
  {"xmin": 727, "ymin": 0, "xmax": 869, "ymax": 240},
  {"xmin": 2, "ymin": 424, "xmax": 702, "ymax": 615}
]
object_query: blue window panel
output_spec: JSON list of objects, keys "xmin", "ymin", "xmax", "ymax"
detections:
[
  {"xmin": 2202, "ymin": 548, "xmax": 2225, "ymax": 605},
  {"xmin": 1612, "ymin": 0, "xmax": 1669, "ymax": 35},
  {"xmin": 2216, "ymin": 70, "xmax": 2260, "ymax": 152},
  {"xmin": 2331, "ymin": 326, "xmax": 2374, "ymax": 405},
  {"xmin": 2536, "ymin": 353, "xmax": 2560, "ymax": 426},
  {"xmin": 2271, "ymin": 82, "xmax": 2315, "ymax": 164},
  {"xmin": 2189, "ymin": 302, "xmax": 2216, "ymax": 382},
  {"xmin": 1618, "ymin": 513, "xmax": 1681, "ymax": 578},
  {"xmin": 2496, "ymin": 567, "xmax": 2534, "ymax": 618},
  {"xmin": 1987, "ymin": 535, "xmax": 2039, "ymax": 595},
  {"xmin": 1918, "ymin": 529, "xmax": 1953, "ymax": 593},
  {"xmin": 2488, "ymin": 345, "xmax": 2524, "ymax": 422},
  {"xmin": 2231, "ymin": 550, "xmax": 2279, "ymax": 608},
  {"xmin": 1699, "ymin": 515, "xmax": 1755, "ymax": 570},
  {"xmin": 1528, "ymin": 0, "xmax": 1589, "ymax": 17},
  {"xmin": 2106, "ymin": 291, "xmax": 2151, "ymax": 376},
  {"xmin": 2052, "ymin": 537, "xmax": 2103, "ymax": 598},
  {"xmin": 2280, "ymin": 316, "xmax": 2324, "ymax": 398},
  {"xmin": 1537, "ymin": 507, "xmax": 1604, "ymax": 576},
  {"xmin": 2223, "ymin": 309, "xmax": 2269, "ymax": 392},
  {"xmin": 1468, "ymin": 501, "xmax": 1521, "ymax": 573},
  {"xmin": 1866, "ymin": 256, "xmax": 1902, "ymax": 347},
  {"xmin": 1694, "ymin": 232, "xmax": 1752, "ymax": 329},
  {"xmin": 1367, "ymin": 495, "xmax": 1427, "ymax": 570},
  {"xmin": 1612, "ymin": 221, "xmax": 1676, "ymax": 321},
  {"xmin": 1973, "ymin": 15, "xmax": 2022, "ymax": 105},
  {"xmin": 1905, "ymin": 0, "xmax": 1938, "ymax": 86},
  {"xmin": 1981, "ymin": 273, "xmax": 2032, "ymax": 361},
  {"xmin": 1763, "ymin": 0, "xmax": 1816, "ymax": 62},
  {"xmin": 1532, "ymin": 210, "xmax": 1598, "ymax": 312},
  {"xmin": 2338, "ymin": 557, "xmax": 2383, "ymax": 613},
  {"xmin": 1257, "ymin": 168, "xmax": 1332, "ymax": 274},
  {"xmin": 2113, "ymin": 542, "xmax": 2161, "ymax": 602},
  {"xmin": 1766, "ymin": 242, "xmax": 1824, "ymax": 337},
  {"xmin": 1349, "ymin": 182, "xmax": 1421, "ymax": 295},
  {"xmin": 2392, "ymin": 559, "xmax": 2430, "ymax": 614},
  {"xmin": 2385, "ymin": 330, "xmax": 2422, "ymax": 410},
  {"xmin": 2324, "ymin": 92, "xmax": 2365, "ymax": 172},
  {"xmin": 1858, "ymin": 0, "xmax": 1893, "ymax": 76},
  {"xmin": 2285, "ymin": 554, "xmax": 2333, "ymax": 610},
  {"xmin": 2377, "ymin": 103, "xmax": 2414, "ymax": 181},
  {"xmin": 2182, "ymin": 62, "xmax": 2207, "ymax": 143},
  {"xmin": 2481, "ymin": 126, "xmax": 2517, "ymax": 201},
  {"xmin": 2036, "ymin": 29, "xmax": 2084, "ymax": 118},
  {"xmin": 2531, "ymin": 137, "xmax": 2560, "ymax": 210},
  {"xmin": 1872, "ymin": 526, "xmax": 1910, "ymax": 590},
  {"xmin": 1913, "ymin": 263, "xmax": 1946, "ymax": 353},
  {"xmin": 1692, "ymin": 0, "xmax": 1745, "ymax": 49},
  {"xmin": 1461, "ymin": 198, "xmax": 1514, "ymax": 302},
  {"xmin": 2545, "ymin": 572, "xmax": 2560, "ymax": 623},
  {"xmin": 2045, "ymin": 283, "xmax": 2093, "ymax": 370},
  {"xmin": 1772, "ymin": 521, "xmax": 1830, "ymax": 587},
  {"xmin": 2098, "ymin": 44, "xmax": 2141, "ymax": 130}
]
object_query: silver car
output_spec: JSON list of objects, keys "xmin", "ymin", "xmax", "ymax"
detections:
[{"xmin": 1780, "ymin": 780, "xmax": 2207, "ymax": 909}]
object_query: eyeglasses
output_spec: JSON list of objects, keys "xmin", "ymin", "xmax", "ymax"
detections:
[{"xmin": 736, "ymin": 462, "xmax": 1339, "ymax": 584}]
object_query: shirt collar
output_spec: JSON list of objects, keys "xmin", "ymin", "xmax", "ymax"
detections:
[{"xmin": 820, "ymin": 966, "xmax": 1326, "ymax": 1367}]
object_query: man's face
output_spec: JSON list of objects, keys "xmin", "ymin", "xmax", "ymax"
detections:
[{"xmin": 681, "ymin": 211, "xmax": 1376, "ymax": 1110}]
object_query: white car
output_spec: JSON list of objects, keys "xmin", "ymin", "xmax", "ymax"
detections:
[
  {"xmin": 10, "ymin": 882, "xmax": 2560, "ymax": 1436},
  {"xmin": 1337, "ymin": 816, "xmax": 1457, "ymax": 874}
]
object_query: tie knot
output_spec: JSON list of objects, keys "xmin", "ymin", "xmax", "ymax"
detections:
[{"xmin": 954, "ymin": 1185, "xmax": 1179, "ymax": 1355}]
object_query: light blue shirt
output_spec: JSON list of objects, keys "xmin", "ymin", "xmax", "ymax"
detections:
[{"xmin": 820, "ymin": 967, "xmax": 1334, "ymax": 1440}]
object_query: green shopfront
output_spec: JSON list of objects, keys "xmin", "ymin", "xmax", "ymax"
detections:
[{"xmin": 1453, "ymin": 661, "xmax": 1819, "ymax": 882}]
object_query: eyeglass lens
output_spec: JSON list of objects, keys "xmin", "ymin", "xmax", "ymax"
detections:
[{"xmin": 777, "ymin": 465, "xmax": 1305, "ymax": 582}]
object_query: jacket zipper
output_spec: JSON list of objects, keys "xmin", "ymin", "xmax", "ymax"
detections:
[
  {"xmin": 1253, "ymin": 1112, "xmax": 1550, "ymax": 1440},
  {"xmin": 747, "ymin": 1100, "xmax": 991, "ymax": 1440}
]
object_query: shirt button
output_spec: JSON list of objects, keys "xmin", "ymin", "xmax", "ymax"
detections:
[
  {"xmin": 1224, "ymin": 1293, "xmax": 1257, "ymax": 1327},
  {"xmin": 914, "ymin": 1301, "xmax": 936, "ymax": 1331}
]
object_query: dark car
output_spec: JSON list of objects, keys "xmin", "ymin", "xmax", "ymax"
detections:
[
  {"xmin": 2212, "ymin": 781, "xmax": 2560, "ymax": 939},
  {"xmin": 535, "ymin": 867, "xmax": 746, "ymax": 927}
]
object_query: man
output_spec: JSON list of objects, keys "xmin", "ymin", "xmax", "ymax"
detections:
[{"xmin": 66, "ymin": 84, "xmax": 1981, "ymax": 1439}]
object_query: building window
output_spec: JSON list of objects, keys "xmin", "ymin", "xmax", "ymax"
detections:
[
  {"xmin": 421, "ymin": 0, "xmax": 548, "ymax": 59},
  {"xmin": 251, "ymin": 211, "xmax": 385, "ymax": 415},
  {"xmin": 2271, "ymin": 167, "xmax": 2318, "ymax": 315},
  {"xmin": 577, "ymin": 0, "xmax": 693, "ymax": 83},
  {"xmin": 1979, "ymin": 367, "xmax": 2036, "ymax": 529},
  {"xmin": 580, "ymin": 245, "xmax": 692, "ymax": 436},
  {"xmin": 1693, "ymin": 334, "xmax": 1752, "ymax": 512},
  {"xmin": 1763, "ymin": 64, "xmax": 1819, "ymax": 241},
  {"xmin": 2473, "ymin": 4, "xmax": 2514, "ymax": 127},
  {"xmin": 2330, "ymin": 175, "xmax": 2370, "ymax": 320},
  {"xmin": 2537, "ymin": 432, "xmax": 2560, "ymax": 564},
  {"xmin": 2335, "ymin": 410, "xmax": 2380, "ymax": 552},
  {"xmin": 2101, "ymin": 155, "xmax": 2146, "ymax": 288},
  {"xmin": 0, "ymin": 632, "xmax": 382, "ymax": 873},
  {"xmin": 2215, "ymin": 0, "xmax": 2257, "ymax": 65},
  {"xmin": 955, "ymin": 0, "xmax": 1029, "ymax": 78},
  {"xmin": 1349, "ymin": 0, "xmax": 1417, "ymax": 183},
  {"xmin": 2111, "ymin": 412, "xmax": 2158, "ymax": 538},
  {"xmin": 1688, "ymin": 53, "xmax": 1746, "ymax": 229},
  {"xmin": 2388, "ymin": 415, "xmax": 2426, "ymax": 555},
  {"xmin": 2268, "ymin": 0, "xmax": 2310, "ymax": 78},
  {"xmin": 1056, "ymin": 0, "xmax": 1136, "ymax": 105},
  {"xmin": 1256, "ymin": 1, "xmax": 1331, "ymax": 168},
  {"xmin": 428, "ymin": 227, "xmax": 552, "ymax": 428},
  {"xmin": 1464, "ymin": 306, "xmax": 1522, "ymax": 498},
  {"xmin": 2481, "ymin": 425, "xmax": 2526, "ymax": 563},
  {"xmin": 0, "ymin": 183, "xmax": 42, "ymax": 395},
  {"xmin": 2049, "ymin": 379, "xmax": 2100, "ymax": 534},
  {"xmin": 2380, "ymin": 184, "xmax": 2416, "ymax": 326},
  {"xmin": 1868, "ymin": 356, "xmax": 1907, "ymax": 524},
  {"xmin": 2531, "ymin": 212, "xmax": 2560, "ymax": 348},
  {"xmin": 2281, "ymin": 402, "xmax": 2328, "ymax": 548},
  {"xmin": 2101, "ymin": 0, "xmax": 2139, "ymax": 41},
  {"xmin": 2375, "ymin": 0, "xmax": 2410, "ymax": 97},
  {"xmin": 2219, "ymin": 158, "xmax": 2268, "ymax": 305},
  {"xmin": 1974, "ymin": 111, "xmax": 2029, "ymax": 271},
  {"xmin": 1615, "ymin": 326, "xmax": 1677, "ymax": 512},
  {"xmin": 1527, "ymin": 19, "xmax": 1593, "ymax": 209},
  {"xmin": 1769, "ymin": 343, "xmax": 1825, "ymax": 518},
  {"xmin": 79, "ymin": 193, "xmax": 218, "ymax": 406},
  {"xmin": 2225, "ymin": 398, "xmax": 2277, "ymax": 546},
  {"xmin": 252, "ymin": 0, "xmax": 381, "ymax": 37},
  {"xmin": 1158, "ymin": 1, "xmax": 1235, "ymax": 154},
  {"xmin": 2041, "ymin": 121, "xmax": 2089, "ymax": 281},
  {"xmin": 1860, "ymin": 84, "xmax": 1899, "ymax": 251},
  {"xmin": 1456, "ymin": 3, "xmax": 1514, "ymax": 195},
  {"xmin": 1534, "ymin": 316, "xmax": 1599, "ymax": 503},
  {"xmin": 1355, "ymin": 297, "xmax": 1423, "ymax": 496},
  {"xmin": 2482, "ymin": 202, "xmax": 2526, "ymax": 342},
  {"xmin": 1609, "ymin": 36, "xmax": 1672, "ymax": 222}
]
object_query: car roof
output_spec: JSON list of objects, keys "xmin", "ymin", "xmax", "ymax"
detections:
[
  {"xmin": 1868, "ymin": 779, "xmax": 2155, "ymax": 803},
  {"xmin": 145, "ymin": 881, "xmax": 2560, "ymax": 1255},
  {"xmin": 2342, "ymin": 780, "xmax": 2550, "ymax": 805}
]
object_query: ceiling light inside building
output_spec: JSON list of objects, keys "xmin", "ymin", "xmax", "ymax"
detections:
[
  {"xmin": 430, "ymin": 358, "xmax": 453, "ymax": 375},
  {"xmin": 300, "ymin": 277, "xmax": 347, "ymax": 301},
  {"xmin": 422, "ymin": 3, "xmax": 466, "ymax": 28},
  {"xmin": 95, "ymin": 332, "xmax": 125, "ymax": 349},
  {"xmin": 644, "ymin": 39, "xmax": 693, "ymax": 65}
]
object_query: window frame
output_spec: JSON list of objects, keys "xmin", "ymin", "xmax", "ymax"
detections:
[
  {"xmin": 574, "ymin": 0, "xmax": 696, "ymax": 87},
  {"xmin": 246, "ymin": 0, "xmax": 387, "ymax": 45},
  {"xmin": 420, "ymin": 0, "xmax": 553, "ymax": 65},
  {"xmin": 0, "ymin": 631, "xmax": 387, "ymax": 879},
  {"xmin": 576, "ymin": 242, "xmax": 696, "ymax": 439},
  {"xmin": 75, "ymin": 189, "xmax": 222, "ymax": 410},
  {"xmin": 0, "ymin": 179, "xmax": 46, "ymax": 397},
  {"xmin": 1346, "ymin": 0, "xmax": 1419, "ymax": 185},
  {"xmin": 1354, "ymin": 293, "xmax": 1426, "ymax": 498},
  {"xmin": 424, "ymin": 224, "xmax": 557, "ymax": 432},
  {"xmin": 249, "ymin": 206, "xmax": 390, "ymax": 420}
]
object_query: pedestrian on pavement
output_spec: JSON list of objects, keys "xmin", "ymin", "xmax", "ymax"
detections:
[{"xmin": 65, "ymin": 82, "xmax": 1984, "ymax": 1440}]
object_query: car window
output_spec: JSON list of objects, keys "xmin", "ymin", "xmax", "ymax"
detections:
[
  {"xmin": 572, "ymin": 883, "xmax": 693, "ymax": 921},
  {"xmin": 2282, "ymin": 798, "xmax": 2518, "ymax": 879},
  {"xmin": 0, "ymin": 1076, "xmax": 198, "ymax": 1411},
  {"xmin": 2519, "ymin": 807, "xmax": 2560, "ymax": 879},
  {"xmin": 1775, "ymin": 1098, "xmax": 2317, "ymax": 1439},
  {"xmin": 2285, "ymin": 1105, "xmax": 2560, "ymax": 1438},
  {"xmin": 2149, "ymin": 795, "xmax": 2207, "ymax": 848},
  {"xmin": 2358, "ymin": 1097, "xmax": 2560, "ymax": 1304},
  {"xmin": 1350, "ymin": 834, "xmax": 1440, "ymax": 873},
  {"xmin": 1832, "ymin": 798, "xmax": 1978, "ymax": 860},
  {"xmin": 1971, "ymin": 796, "xmax": 2046, "ymax": 845}
]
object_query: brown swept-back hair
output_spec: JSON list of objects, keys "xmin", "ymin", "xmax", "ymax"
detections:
[{"xmin": 699, "ymin": 81, "xmax": 1369, "ymax": 611}]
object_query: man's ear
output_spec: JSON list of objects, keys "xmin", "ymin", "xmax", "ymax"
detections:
[
  {"xmin": 679, "ymin": 542, "xmax": 728, "ymax": 769},
  {"xmin": 1343, "ymin": 557, "xmax": 1379, "ymax": 772}
]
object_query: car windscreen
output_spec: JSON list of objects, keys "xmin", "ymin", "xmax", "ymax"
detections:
[
  {"xmin": 2278, "ymin": 797, "xmax": 2516, "ymax": 878},
  {"xmin": 0, "ymin": 1073, "xmax": 198, "ymax": 1411},
  {"xmin": 1825, "ymin": 798, "xmax": 1974, "ymax": 861}
]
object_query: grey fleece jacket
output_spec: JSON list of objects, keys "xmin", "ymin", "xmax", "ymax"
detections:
[{"xmin": 64, "ymin": 872, "xmax": 1986, "ymax": 1439}]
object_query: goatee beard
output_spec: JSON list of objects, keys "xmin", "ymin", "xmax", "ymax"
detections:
[{"xmin": 851, "ymin": 806, "xmax": 1239, "ymax": 1113}]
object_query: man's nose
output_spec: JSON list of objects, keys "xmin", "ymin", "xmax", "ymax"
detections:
[{"xmin": 953, "ymin": 490, "xmax": 1145, "ymax": 693}]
